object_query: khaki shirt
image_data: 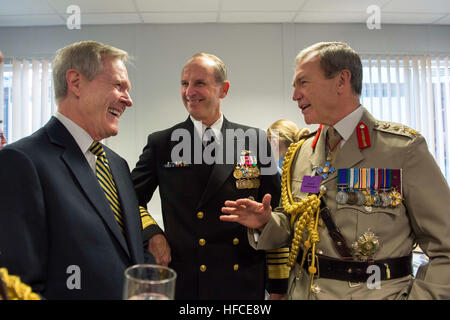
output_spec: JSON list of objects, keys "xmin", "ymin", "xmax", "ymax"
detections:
[{"xmin": 250, "ymin": 108, "xmax": 450, "ymax": 299}]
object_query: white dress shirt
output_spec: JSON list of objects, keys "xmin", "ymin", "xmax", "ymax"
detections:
[{"xmin": 190, "ymin": 113, "xmax": 224, "ymax": 145}]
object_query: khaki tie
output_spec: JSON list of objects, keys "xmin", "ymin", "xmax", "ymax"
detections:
[{"xmin": 326, "ymin": 127, "xmax": 342, "ymax": 162}]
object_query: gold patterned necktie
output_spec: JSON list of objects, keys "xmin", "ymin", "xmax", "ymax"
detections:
[{"xmin": 89, "ymin": 141, "xmax": 125, "ymax": 234}]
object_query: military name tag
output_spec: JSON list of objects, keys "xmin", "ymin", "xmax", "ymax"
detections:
[{"xmin": 300, "ymin": 175, "xmax": 322, "ymax": 194}]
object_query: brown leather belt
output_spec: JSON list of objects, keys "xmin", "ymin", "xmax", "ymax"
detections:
[{"xmin": 297, "ymin": 249, "xmax": 413, "ymax": 282}]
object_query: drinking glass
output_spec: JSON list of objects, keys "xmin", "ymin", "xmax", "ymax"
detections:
[{"xmin": 123, "ymin": 264, "xmax": 177, "ymax": 300}]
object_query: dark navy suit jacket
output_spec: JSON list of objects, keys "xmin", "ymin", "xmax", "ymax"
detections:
[{"xmin": 0, "ymin": 117, "xmax": 146, "ymax": 299}]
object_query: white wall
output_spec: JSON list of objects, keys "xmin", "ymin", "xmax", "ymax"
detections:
[{"xmin": 1, "ymin": 23, "xmax": 449, "ymax": 227}]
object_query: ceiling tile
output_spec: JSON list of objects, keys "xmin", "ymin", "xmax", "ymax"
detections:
[
  {"xmin": 1, "ymin": 0, "xmax": 56, "ymax": 15},
  {"xmin": 302, "ymin": 0, "xmax": 391, "ymax": 12},
  {"xmin": 220, "ymin": 11, "xmax": 296, "ymax": 23},
  {"xmin": 380, "ymin": 12, "xmax": 446, "ymax": 24},
  {"xmin": 0, "ymin": 14, "xmax": 64, "ymax": 26},
  {"xmin": 382, "ymin": 0, "xmax": 450, "ymax": 13},
  {"xmin": 47, "ymin": 0, "xmax": 137, "ymax": 14},
  {"xmin": 136, "ymin": 0, "xmax": 219, "ymax": 12},
  {"xmin": 221, "ymin": 0, "xmax": 305, "ymax": 11},
  {"xmin": 80, "ymin": 13, "xmax": 141, "ymax": 25},
  {"xmin": 141, "ymin": 12, "xmax": 217, "ymax": 23},
  {"xmin": 294, "ymin": 11, "xmax": 367, "ymax": 23}
]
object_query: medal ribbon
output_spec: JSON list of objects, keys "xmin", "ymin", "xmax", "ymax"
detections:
[
  {"xmin": 386, "ymin": 169, "xmax": 392, "ymax": 190},
  {"xmin": 338, "ymin": 169, "xmax": 348, "ymax": 186},
  {"xmin": 360, "ymin": 168, "xmax": 367, "ymax": 190},
  {"xmin": 391, "ymin": 169, "xmax": 402, "ymax": 195},
  {"xmin": 377, "ymin": 168, "xmax": 382, "ymax": 191},
  {"xmin": 353, "ymin": 168, "xmax": 359, "ymax": 189},
  {"xmin": 370, "ymin": 168, "xmax": 376, "ymax": 194}
]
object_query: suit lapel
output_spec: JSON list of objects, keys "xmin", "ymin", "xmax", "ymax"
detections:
[
  {"xmin": 106, "ymin": 150, "xmax": 140, "ymax": 262},
  {"xmin": 309, "ymin": 129, "xmax": 327, "ymax": 175},
  {"xmin": 197, "ymin": 118, "xmax": 235, "ymax": 209},
  {"xmin": 46, "ymin": 118, "xmax": 131, "ymax": 258}
]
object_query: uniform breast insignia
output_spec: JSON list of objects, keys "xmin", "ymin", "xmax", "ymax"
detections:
[
  {"xmin": 352, "ymin": 229, "xmax": 380, "ymax": 260},
  {"xmin": 336, "ymin": 168, "xmax": 403, "ymax": 211},
  {"xmin": 234, "ymin": 150, "xmax": 260, "ymax": 189},
  {"xmin": 356, "ymin": 122, "xmax": 371, "ymax": 149},
  {"xmin": 163, "ymin": 160, "xmax": 190, "ymax": 168}
]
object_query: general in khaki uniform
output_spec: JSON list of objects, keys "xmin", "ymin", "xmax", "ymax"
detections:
[
  {"xmin": 223, "ymin": 42, "xmax": 450, "ymax": 299},
  {"xmin": 252, "ymin": 106, "xmax": 450, "ymax": 299}
]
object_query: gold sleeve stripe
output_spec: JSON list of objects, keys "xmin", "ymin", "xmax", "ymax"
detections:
[
  {"xmin": 139, "ymin": 206, "xmax": 158, "ymax": 230},
  {"xmin": 267, "ymin": 264, "xmax": 291, "ymax": 279},
  {"xmin": 267, "ymin": 259, "xmax": 289, "ymax": 265},
  {"xmin": 266, "ymin": 248, "xmax": 290, "ymax": 253},
  {"xmin": 267, "ymin": 253, "xmax": 290, "ymax": 259}
]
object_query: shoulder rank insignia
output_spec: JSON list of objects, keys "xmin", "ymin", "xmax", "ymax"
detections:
[{"xmin": 374, "ymin": 121, "xmax": 420, "ymax": 139}]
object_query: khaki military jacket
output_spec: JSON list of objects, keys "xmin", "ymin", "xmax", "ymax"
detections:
[{"xmin": 250, "ymin": 108, "xmax": 450, "ymax": 299}]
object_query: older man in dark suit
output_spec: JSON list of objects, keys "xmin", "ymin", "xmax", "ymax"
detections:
[{"xmin": 0, "ymin": 41, "xmax": 162, "ymax": 299}]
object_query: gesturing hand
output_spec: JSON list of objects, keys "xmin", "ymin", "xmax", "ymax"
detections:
[{"xmin": 220, "ymin": 193, "xmax": 272, "ymax": 229}]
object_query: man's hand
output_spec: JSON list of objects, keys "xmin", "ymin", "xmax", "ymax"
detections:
[
  {"xmin": 148, "ymin": 234, "xmax": 171, "ymax": 266},
  {"xmin": 220, "ymin": 193, "xmax": 272, "ymax": 229}
]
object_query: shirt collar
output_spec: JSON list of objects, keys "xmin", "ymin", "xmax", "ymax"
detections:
[
  {"xmin": 324, "ymin": 105, "xmax": 363, "ymax": 146},
  {"xmin": 190, "ymin": 113, "xmax": 224, "ymax": 141},
  {"xmin": 54, "ymin": 111, "xmax": 95, "ymax": 154}
]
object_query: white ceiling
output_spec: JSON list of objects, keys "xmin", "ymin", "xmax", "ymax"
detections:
[{"xmin": 0, "ymin": 0, "xmax": 449, "ymax": 27}]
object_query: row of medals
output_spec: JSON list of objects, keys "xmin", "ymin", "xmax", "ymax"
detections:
[
  {"xmin": 233, "ymin": 164, "xmax": 260, "ymax": 189},
  {"xmin": 336, "ymin": 187, "xmax": 402, "ymax": 208}
]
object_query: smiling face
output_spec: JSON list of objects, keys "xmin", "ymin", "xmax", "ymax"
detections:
[
  {"xmin": 181, "ymin": 57, "xmax": 229, "ymax": 126},
  {"xmin": 77, "ymin": 57, "xmax": 132, "ymax": 140},
  {"xmin": 292, "ymin": 54, "xmax": 340, "ymax": 126}
]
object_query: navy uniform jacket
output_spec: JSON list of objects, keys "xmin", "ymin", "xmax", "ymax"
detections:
[
  {"xmin": 132, "ymin": 117, "xmax": 281, "ymax": 300},
  {"xmin": 0, "ymin": 117, "xmax": 146, "ymax": 299}
]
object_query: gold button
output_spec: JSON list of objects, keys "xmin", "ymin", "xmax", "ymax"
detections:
[
  {"xmin": 199, "ymin": 238, "xmax": 206, "ymax": 246},
  {"xmin": 197, "ymin": 211, "xmax": 204, "ymax": 219},
  {"xmin": 233, "ymin": 238, "xmax": 239, "ymax": 245},
  {"xmin": 233, "ymin": 264, "xmax": 239, "ymax": 271},
  {"xmin": 200, "ymin": 265, "xmax": 207, "ymax": 272}
]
